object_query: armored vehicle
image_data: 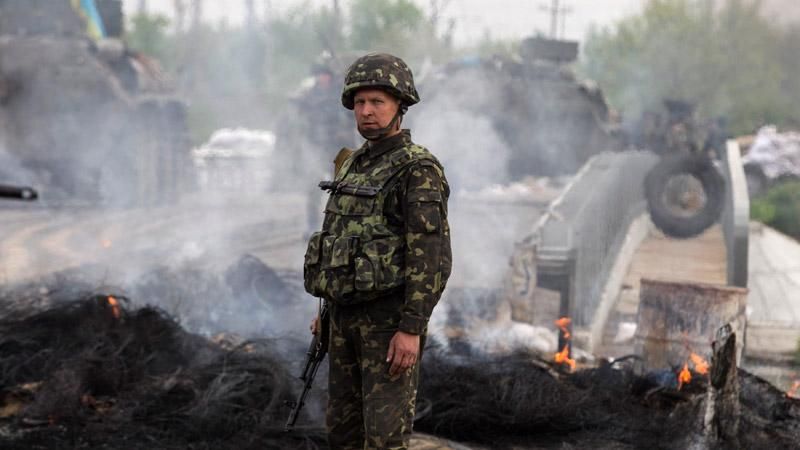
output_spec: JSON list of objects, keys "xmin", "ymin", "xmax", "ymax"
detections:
[
  {"xmin": 416, "ymin": 37, "xmax": 621, "ymax": 179},
  {"xmin": 0, "ymin": 0, "xmax": 190, "ymax": 206}
]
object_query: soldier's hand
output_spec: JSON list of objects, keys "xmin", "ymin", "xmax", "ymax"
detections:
[
  {"xmin": 386, "ymin": 331, "xmax": 420, "ymax": 377},
  {"xmin": 309, "ymin": 317, "xmax": 319, "ymax": 335}
]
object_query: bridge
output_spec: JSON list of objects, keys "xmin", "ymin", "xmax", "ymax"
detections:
[{"xmin": 517, "ymin": 141, "xmax": 798, "ymax": 388}]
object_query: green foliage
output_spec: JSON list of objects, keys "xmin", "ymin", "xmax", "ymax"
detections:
[
  {"xmin": 349, "ymin": 0, "xmax": 423, "ymax": 50},
  {"xmin": 579, "ymin": 0, "xmax": 799, "ymax": 135},
  {"xmin": 751, "ymin": 181, "xmax": 800, "ymax": 240},
  {"xmin": 796, "ymin": 336, "xmax": 800, "ymax": 366},
  {"xmin": 348, "ymin": 0, "xmax": 451, "ymax": 64},
  {"xmin": 123, "ymin": 0, "xmax": 453, "ymax": 143},
  {"xmin": 126, "ymin": 13, "xmax": 171, "ymax": 61}
]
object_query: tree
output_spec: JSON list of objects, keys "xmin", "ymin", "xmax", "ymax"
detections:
[
  {"xmin": 123, "ymin": 0, "xmax": 454, "ymax": 143},
  {"xmin": 580, "ymin": 0, "xmax": 798, "ymax": 135},
  {"xmin": 126, "ymin": 13, "xmax": 171, "ymax": 62},
  {"xmin": 348, "ymin": 0, "xmax": 449, "ymax": 63},
  {"xmin": 751, "ymin": 181, "xmax": 800, "ymax": 241}
]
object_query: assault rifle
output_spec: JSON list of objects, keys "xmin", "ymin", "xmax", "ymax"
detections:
[
  {"xmin": 0, "ymin": 184, "xmax": 37, "ymax": 201},
  {"xmin": 285, "ymin": 301, "xmax": 329, "ymax": 432}
]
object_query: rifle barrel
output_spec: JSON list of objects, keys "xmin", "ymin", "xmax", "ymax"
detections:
[{"xmin": 0, "ymin": 184, "xmax": 38, "ymax": 201}]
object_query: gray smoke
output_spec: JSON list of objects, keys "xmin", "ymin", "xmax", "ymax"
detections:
[{"xmin": 0, "ymin": 3, "xmax": 605, "ymax": 348}]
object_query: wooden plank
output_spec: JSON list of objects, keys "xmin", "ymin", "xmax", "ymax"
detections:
[{"xmin": 597, "ymin": 224, "xmax": 728, "ymax": 358}]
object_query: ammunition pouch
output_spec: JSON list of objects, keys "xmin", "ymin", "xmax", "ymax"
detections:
[{"xmin": 303, "ymin": 232, "xmax": 405, "ymax": 304}]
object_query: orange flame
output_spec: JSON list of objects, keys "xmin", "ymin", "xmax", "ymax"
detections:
[
  {"xmin": 689, "ymin": 352, "xmax": 710, "ymax": 375},
  {"xmin": 555, "ymin": 317, "xmax": 571, "ymax": 339},
  {"xmin": 107, "ymin": 296, "xmax": 121, "ymax": 320},
  {"xmin": 788, "ymin": 381, "xmax": 800, "ymax": 399},
  {"xmin": 678, "ymin": 363, "xmax": 692, "ymax": 390},
  {"xmin": 101, "ymin": 239, "xmax": 112, "ymax": 249},
  {"xmin": 554, "ymin": 344, "xmax": 576, "ymax": 371}
]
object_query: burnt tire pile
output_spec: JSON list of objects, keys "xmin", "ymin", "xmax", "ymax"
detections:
[
  {"xmin": 0, "ymin": 296, "xmax": 325, "ymax": 450},
  {"xmin": 1, "ymin": 295, "xmax": 798, "ymax": 449},
  {"xmin": 416, "ymin": 346, "xmax": 800, "ymax": 449},
  {"xmin": 644, "ymin": 154, "xmax": 726, "ymax": 239}
]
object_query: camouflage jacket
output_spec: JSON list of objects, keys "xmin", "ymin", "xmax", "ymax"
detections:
[{"xmin": 304, "ymin": 130, "xmax": 451, "ymax": 335}]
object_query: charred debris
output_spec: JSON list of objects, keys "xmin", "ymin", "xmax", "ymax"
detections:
[
  {"xmin": 0, "ymin": 295, "xmax": 325, "ymax": 450},
  {"xmin": 0, "ymin": 280, "xmax": 798, "ymax": 449}
]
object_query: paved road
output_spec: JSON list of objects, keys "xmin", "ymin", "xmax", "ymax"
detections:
[
  {"xmin": 0, "ymin": 193, "xmax": 308, "ymax": 286},
  {"xmin": 1, "ymin": 191, "xmax": 548, "ymax": 288}
]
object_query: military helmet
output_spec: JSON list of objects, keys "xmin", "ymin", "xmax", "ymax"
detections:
[{"xmin": 341, "ymin": 53, "xmax": 420, "ymax": 110}]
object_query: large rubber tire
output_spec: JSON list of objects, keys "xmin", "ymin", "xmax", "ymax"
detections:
[{"xmin": 644, "ymin": 154, "xmax": 726, "ymax": 239}]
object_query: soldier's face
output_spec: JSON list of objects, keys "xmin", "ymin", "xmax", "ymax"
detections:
[{"xmin": 353, "ymin": 89, "xmax": 401, "ymax": 134}]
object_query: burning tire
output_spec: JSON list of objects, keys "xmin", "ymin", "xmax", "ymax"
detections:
[{"xmin": 644, "ymin": 154, "xmax": 725, "ymax": 239}]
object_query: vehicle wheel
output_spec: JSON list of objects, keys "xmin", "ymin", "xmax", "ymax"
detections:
[
  {"xmin": 744, "ymin": 164, "xmax": 768, "ymax": 199},
  {"xmin": 644, "ymin": 154, "xmax": 726, "ymax": 239}
]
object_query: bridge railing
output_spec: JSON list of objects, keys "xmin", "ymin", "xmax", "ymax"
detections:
[
  {"xmin": 721, "ymin": 139, "xmax": 749, "ymax": 288},
  {"xmin": 531, "ymin": 144, "xmax": 749, "ymax": 348},
  {"xmin": 532, "ymin": 151, "xmax": 658, "ymax": 330}
]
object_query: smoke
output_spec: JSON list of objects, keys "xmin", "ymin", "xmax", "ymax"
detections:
[
  {"xmin": 0, "ymin": 146, "xmax": 36, "ymax": 186},
  {"xmin": 412, "ymin": 69, "xmax": 511, "ymax": 191},
  {"xmin": 0, "ymin": 3, "xmax": 611, "ymax": 355}
]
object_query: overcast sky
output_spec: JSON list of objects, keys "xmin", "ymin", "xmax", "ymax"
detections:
[{"xmin": 122, "ymin": 0, "xmax": 645, "ymax": 45}]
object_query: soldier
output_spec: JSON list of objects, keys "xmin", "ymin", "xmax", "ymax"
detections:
[{"xmin": 303, "ymin": 53, "xmax": 452, "ymax": 449}]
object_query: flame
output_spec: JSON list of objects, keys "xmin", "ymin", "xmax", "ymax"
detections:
[
  {"xmin": 788, "ymin": 381, "xmax": 800, "ymax": 399},
  {"xmin": 107, "ymin": 296, "xmax": 121, "ymax": 319},
  {"xmin": 101, "ymin": 238, "xmax": 112, "ymax": 249},
  {"xmin": 555, "ymin": 317, "xmax": 571, "ymax": 339},
  {"xmin": 689, "ymin": 352, "xmax": 710, "ymax": 375},
  {"xmin": 554, "ymin": 344, "xmax": 576, "ymax": 371},
  {"xmin": 552, "ymin": 316, "xmax": 576, "ymax": 371},
  {"xmin": 678, "ymin": 363, "xmax": 692, "ymax": 390}
]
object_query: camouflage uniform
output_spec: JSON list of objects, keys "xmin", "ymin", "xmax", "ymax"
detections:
[{"xmin": 303, "ymin": 54, "xmax": 451, "ymax": 450}]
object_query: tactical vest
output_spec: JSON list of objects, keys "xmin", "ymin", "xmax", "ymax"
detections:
[{"xmin": 303, "ymin": 143, "xmax": 441, "ymax": 305}]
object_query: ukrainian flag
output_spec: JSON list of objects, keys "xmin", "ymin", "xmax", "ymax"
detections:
[{"xmin": 71, "ymin": 0, "xmax": 106, "ymax": 39}]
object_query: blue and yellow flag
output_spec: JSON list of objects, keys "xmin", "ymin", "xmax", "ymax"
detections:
[{"xmin": 71, "ymin": 0, "xmax": 106, "ymax": 39}]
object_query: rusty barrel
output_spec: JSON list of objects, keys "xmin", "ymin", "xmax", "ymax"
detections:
[{"xmin": 634, "ymin": 278, "xmax": 748, "ymax": 370}]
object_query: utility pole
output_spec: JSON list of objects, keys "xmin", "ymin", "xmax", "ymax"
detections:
[
  {"xmin": 559, "ymin": 4, "xmax": 572, "ymax": 39},
  {"xmin": 539, "ymin": 0, "xmax": 571, "ymax": 39}
]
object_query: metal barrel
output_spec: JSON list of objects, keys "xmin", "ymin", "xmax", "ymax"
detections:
[
  {"xmin": 0, "ymin": 184, "xmax": 38, "ymax": 201},
  {"xmin": 633, "ymin": 278, "xmax": 747, "ymax": 371}
]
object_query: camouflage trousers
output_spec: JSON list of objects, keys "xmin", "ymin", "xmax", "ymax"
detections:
[{"xmin": 327, "ymin": 295, "xmax": 424, "ymax": 450}]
